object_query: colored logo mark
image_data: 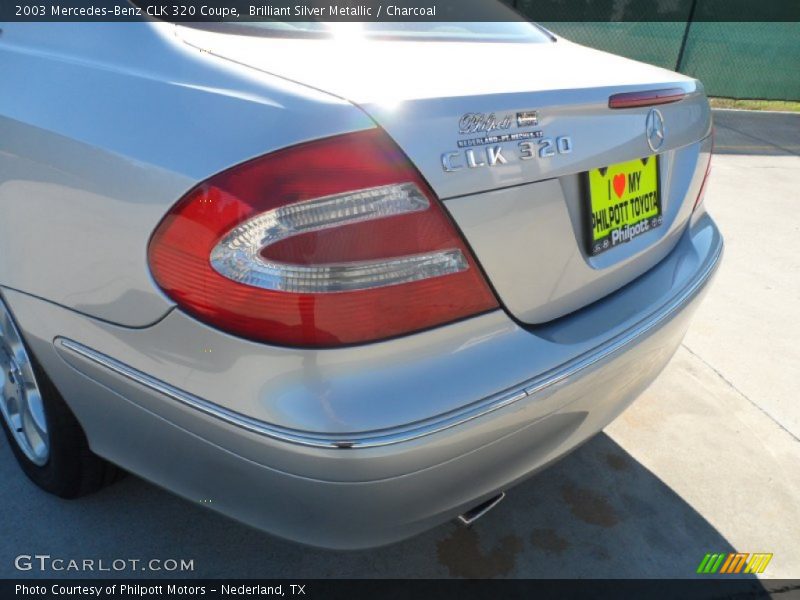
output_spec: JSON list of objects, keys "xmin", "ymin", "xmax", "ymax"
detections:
[{"xmin": 697, "ymin": 552, "xmax": 773, "ymax": 575}]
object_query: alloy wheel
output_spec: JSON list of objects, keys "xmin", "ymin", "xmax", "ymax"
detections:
[{"xmin": 0, "ymin": 302, "xmax": 49, "ymax": 466}]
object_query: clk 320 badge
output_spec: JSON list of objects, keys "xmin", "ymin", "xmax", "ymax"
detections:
[
  {"xmin": 446, "ymin": 109, "xmax": 570, "ymax": 170},
  {"xmin": 443, "ymin": 136, "xmax": 573, "ymax": 172}
]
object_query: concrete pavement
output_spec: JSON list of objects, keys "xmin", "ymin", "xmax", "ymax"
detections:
[{"xmin": 1, "ymin": 109, "xmax": 798, "ymax": 579}]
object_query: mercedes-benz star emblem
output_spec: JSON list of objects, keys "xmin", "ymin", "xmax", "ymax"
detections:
[{"xmin": 646, "ymin": 108, "xmax": 665, "ymax": 152}]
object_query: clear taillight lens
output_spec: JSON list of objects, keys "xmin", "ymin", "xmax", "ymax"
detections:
[
  {"xmin": 210, "ymin": 182, "xmax": 468, "ymax": 293},
  {"xmin": 148, "ymin": 129, "xmax": 498, "ymax": 347}
]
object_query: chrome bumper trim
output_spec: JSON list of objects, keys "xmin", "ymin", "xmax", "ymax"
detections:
[{"xmin": 56, "ymin": 237, "xmax": 722, "ymax": 450}]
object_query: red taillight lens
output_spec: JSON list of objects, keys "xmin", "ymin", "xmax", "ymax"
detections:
[
  {"xmin": 693, "ymin": 129, "xmax": 715, "ymax": 212},
  {"xmin": 148, "ymin": 129, "xmax": 498, "ymax": 347}
]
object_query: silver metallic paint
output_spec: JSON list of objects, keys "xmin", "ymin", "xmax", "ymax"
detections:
[
  {"xmin": 177, "ymin": 27, "xmax": 711, "ymax": 200},
  {"xmin": 2, "ymin": 211, "xmax": 721, "ymax": 472},
  {"xmin": 2, "ymin": 213, "xmax": 720, "ymax": 548},
  {"xmin": 446, "ymin": 135, "xmax": 714, "ymax": 323},
  {"xmin": 56, "ymin": 222, "xmax": 720, "ymax": 450},
  {"xmin": 0, "ymin": 23, "xmax": 373, "ymax": 326}
]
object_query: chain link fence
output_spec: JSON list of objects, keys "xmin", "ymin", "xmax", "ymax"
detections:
[{"xmin": 507, "ymin": 2, "xmax": 800, "ymax": 100}]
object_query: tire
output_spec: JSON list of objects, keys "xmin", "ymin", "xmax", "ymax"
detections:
[{"xmin": 0, "ymin": 296, "xmax": 121, "ymax": 498}]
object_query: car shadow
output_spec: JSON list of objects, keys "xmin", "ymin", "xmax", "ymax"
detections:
[{"xmin": 0, "ymin": 431, "xmax": 767, "ymax": 583}]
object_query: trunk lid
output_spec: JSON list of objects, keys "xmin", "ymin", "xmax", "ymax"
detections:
[{"xmin": 177, "ymin": 27, "xmax": 713, "ymax": 323}]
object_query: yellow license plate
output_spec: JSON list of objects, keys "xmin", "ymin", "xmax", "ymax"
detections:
[{"xmin": 587, "ymin": 157, "xmax": 662, "ymax": 256}]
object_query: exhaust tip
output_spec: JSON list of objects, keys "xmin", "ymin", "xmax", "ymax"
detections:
[{"xmin": 457, "ymin": 492, "xmax": 506, "ymax": 527}]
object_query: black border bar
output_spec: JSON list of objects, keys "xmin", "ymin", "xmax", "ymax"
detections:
[
  {"xmin": 4, "ymin": 579, "xmax": 800, "ymax": 600},
  {"xmin": 3, "ymin": 0, "xmax": 800, "ymax": 22}
]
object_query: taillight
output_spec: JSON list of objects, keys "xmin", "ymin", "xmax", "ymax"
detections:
[
  {"xmin": 148, "ymin": 129, "xmax": 498, "ymax": 347},
  {"xmin": 693, "ymin": 129, "xmax": 715, "ymax": 212}
]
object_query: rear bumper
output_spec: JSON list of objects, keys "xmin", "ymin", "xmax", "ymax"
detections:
[{"xmin": 5, "ymin": 213, "xmax": 722, "ymax": 549}]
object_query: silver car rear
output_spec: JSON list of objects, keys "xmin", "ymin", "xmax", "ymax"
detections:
[
  {"xmin": 179, "ymin": 24, "xmax": 712, "ymax": 321},
  {"xmin": 0, "ymin": 19, "xmax": 721, "ymax": 548}
]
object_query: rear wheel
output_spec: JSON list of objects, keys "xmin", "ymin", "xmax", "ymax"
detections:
[{"xmin": 0, "ymin": 296, "xmax": 120, "ymax": 498}]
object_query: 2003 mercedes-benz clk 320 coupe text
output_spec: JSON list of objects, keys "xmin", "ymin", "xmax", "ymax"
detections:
[{"xmin": 0, "ymin": 14, "xmax": 721, "ymax": 548}]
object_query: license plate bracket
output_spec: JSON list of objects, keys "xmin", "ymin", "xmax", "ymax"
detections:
[{"xmin": 584, "ymin": 156, "xmax": 663, "ymax": 256}]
